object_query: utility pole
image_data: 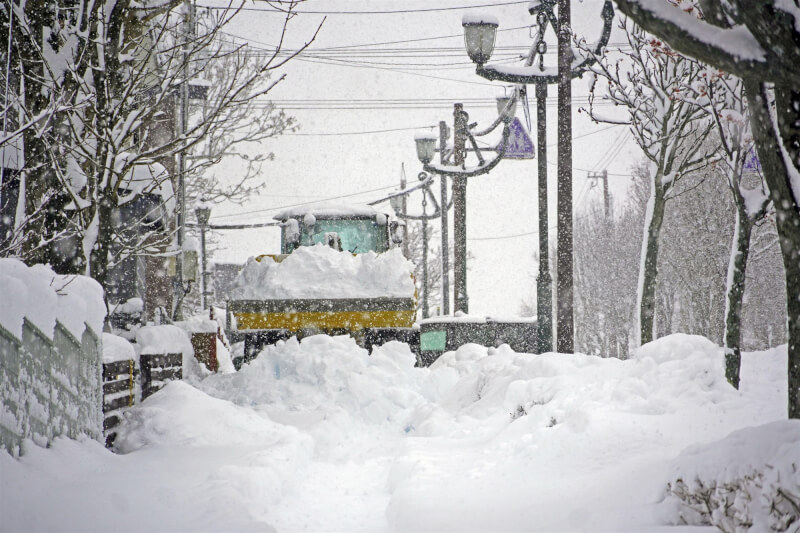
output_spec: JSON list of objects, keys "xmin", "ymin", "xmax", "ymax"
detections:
[
  {"xmin": 421, "ymin": 192, "xmax": 429, "ymax": 319},
  {"xmin": 439, "ymin": 120, "xmax": 450, "ymax": 316},
  {"xmin": 536, "ymin": 82, "xmax": 553, "ymax": 353},
  {"xmin": 556, "ymin": 0, "xmax": 574, "ymax": 353},
  {"xmin": 463, "ymin": 0, "xmax": 613, "ymax": 353},
  {"xmin": 400, "ymin": 164, "xmax": 409, "ymax": 259},
  {"xmin": 452, "ymin": 103, "xmax": 469, "ymax": 314},
  {"xmin": 587, "ymin": 170, "xmax": 610, "ymax": 220},
  {"xmin": 173, "ymin": 0, "xmax": 192, "ymax": 321}
]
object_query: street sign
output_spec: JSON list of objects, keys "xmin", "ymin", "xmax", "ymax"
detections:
[{"xmin": 495, "ymin": 117, "xmax": 535, "ymax": 159}]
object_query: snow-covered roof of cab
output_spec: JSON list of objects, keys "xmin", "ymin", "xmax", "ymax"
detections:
[{"xmin": 273, "ymin": 202, "xmax": 387, "ymax": 221}]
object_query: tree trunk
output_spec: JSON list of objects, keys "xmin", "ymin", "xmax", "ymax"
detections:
[
  {"xmin": 17, "ymin": 0, "xmax": 53, "ymax": 264},
  {"xmin": 745, "ymin": 81, "xmax": 800, "ymax": 419},
  {"xmin": 637, "ymin": 175, "xmax": 666, "ymax": 345},
  {"xmin": 723, "ymin": 207, "xmax": 752, "ymax": 389},
  {"xmin": 89, "ymin": 198, "xmax": 113, "ymax": 300}
]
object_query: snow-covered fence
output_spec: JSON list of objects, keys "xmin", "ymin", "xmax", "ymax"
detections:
[
  {"xmin": 140, "ymin": 353, "xmax": 183, "ymax": 400},
  {"xmin": 135, "ymin": 325, "xmax": 190, "ymax": 400},
  {"xmin": 0, "ymin": 259, "xmax": 106, "ymax": 456},
  {"xmin": 0, "ymin": 319, "xmax": 102, "ymax": 456},
  {"xmin": 102, "ymin": 334, "xmax": 139, "ymax": 447}
]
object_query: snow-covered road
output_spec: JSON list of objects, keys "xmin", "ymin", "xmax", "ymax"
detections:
[{"xmin": 2, "ymin": 334, "xmax": 796, "ymax": 532}]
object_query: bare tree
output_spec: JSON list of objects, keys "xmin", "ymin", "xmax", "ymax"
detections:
[
  {"xmin": 682, "ymin": 70, "xmax": 772, "ymax": 387},
  {"xmin": 611, "ymin": 0, "xmax": 800, "ymax": 419},
  {"xmin": 4, "ymin": 0, "xmax": 319, "ymax": 306},
  {"xmin": 580, "ymin": 19, "xmax": 715, "ymax": 345},
  {"xmin": 183, "ymin": 21, "xmax": 299, "ymax": 207}
]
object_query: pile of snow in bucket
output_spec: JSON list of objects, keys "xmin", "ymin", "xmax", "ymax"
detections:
[
  {"xmin": 231, "ymin": 244, "xmax": 415, "ymax": 299},
  {"xmin": 2, "ymin": 333, "xmax": 796, "ymax": 533}
]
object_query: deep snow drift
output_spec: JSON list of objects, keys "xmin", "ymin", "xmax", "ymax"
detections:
[{"xmin": 2, "ymin": 334, "xmax": 797, "ymax": 532}]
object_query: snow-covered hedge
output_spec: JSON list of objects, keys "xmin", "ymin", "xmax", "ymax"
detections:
[{"xmin": 662, "ymin": 421, "xmax": 800, "ymax": 532}]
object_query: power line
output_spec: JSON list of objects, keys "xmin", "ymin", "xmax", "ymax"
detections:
[
  {"xmin": 216, "ymin": 28, "xmax": 519, "ymax": 53},
  {"xmin": 200, "ymin": 1, "xmax": 532, "ymax": 15},
  {"xmin": 285, "ymin": 125, "xmax": 436, "ymax": 136},
  {"xmin": 212, "ymin": 183, "xmax": 401, "ymax": 220},
  {"xmin": 193, "ymin": 96, "xmax": 614, "ymax": 111}
]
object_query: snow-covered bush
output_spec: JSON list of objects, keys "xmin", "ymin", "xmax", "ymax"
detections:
[{"xmin": 662, "ymin": 421, "xmax": 800, "ymax": 532}]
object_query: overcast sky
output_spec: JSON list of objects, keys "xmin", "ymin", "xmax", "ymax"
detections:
[{"xmin": 203, "ymin": 0, "xmax": 640, "ymax": 316}]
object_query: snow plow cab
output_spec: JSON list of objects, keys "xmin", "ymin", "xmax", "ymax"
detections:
[{"xmin": 227, "ymin": 203, "xmax": 418, "ymax": 368}]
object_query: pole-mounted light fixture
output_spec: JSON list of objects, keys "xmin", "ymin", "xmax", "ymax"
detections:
[
  {"xmin": 462, "ymin": 13, "xmax": 499, "ymax": 66},
  {"xmin": 496, "ymin": 94, "xmax": 517, "ymax": 124},
  {"xmin": 194, "ymin": 201, "xmax": 211, "ymax": 310},
  {"xmin": 414, "ymin": 131, "xmax": 437, "ymax": 165},
  {"xmin": 461, "ymin": 0, "xmax": 614, "ymax": 354},
  {"xmin": 195, "ymin": 203, "xmax": 211, "ymax": 226}
]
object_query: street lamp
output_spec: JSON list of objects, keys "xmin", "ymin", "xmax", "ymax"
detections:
[
  {"xmin": 414, "ymin": 132, "xmax": 437, "ymax": 165},
  {"xmin": 496, "ymin": 94, "xmax": 517, "ymax": 123},
  {"xmin": 194, "ymin": 202, "xmax": 211, "ymax": 310},
  {"xmin": 413, "ymin": 94, "xmax": 516, "ymax": 314},
  {"xmin": 389, "ymin": 171, "xmax": 442, "ymax": 319},
  {"xmin": 462, "ymin": 13, "xmax": 499, "ymax": 66},
  {"xmin": 462, "ymin": 0, "xmax": 614, "ymax": 354}
]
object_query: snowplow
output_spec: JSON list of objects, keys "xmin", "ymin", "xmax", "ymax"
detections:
[{"xmin": 227, "ymin": 204, "xmax": 418, "ymax": 368}]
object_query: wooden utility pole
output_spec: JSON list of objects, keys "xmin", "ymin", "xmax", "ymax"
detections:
[
  {"xmin": 556, "ymin": 0, "xmax": 574, "ymax": 353},
  {"xmin": 587, "ymin": 170, "xmax": 610, "ymax": 220}
]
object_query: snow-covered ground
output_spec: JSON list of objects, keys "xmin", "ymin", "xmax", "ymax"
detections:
[{"xmin": 2, "ymin": 333, "xmax": 797, "ymax": 532}]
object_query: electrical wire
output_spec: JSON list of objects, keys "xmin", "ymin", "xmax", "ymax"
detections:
[
  {"xmin": 212, "ymin": 183, "xmax": 402, "ymax": 220},
  {"xmin": 285, "ymin": 125, "xmax": 436, "ymax": 136},
  {"xmin": 199, "ymin": 1, "xmax": 533, "ymax": 15}
]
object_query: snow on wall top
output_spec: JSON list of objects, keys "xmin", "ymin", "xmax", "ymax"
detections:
[
  {"xmin": 419, "ymin": 313, "xmax": 537, "ymax": 324},
  {"xmin": 273, "ymin": 202, "xmax": 386, "ymax": 221},
  {"xmin": 135, "ymin": 325, "xmax": 194, "ymax": 356},
  {"xmin": 0, "ymin": 258, "xmax": 106, "ymax": 340},
  {"xmin": 231, "ymin": 244, "xmax": 415, "ymax": 300},
  {"xmin": 102, "ymin": 333, "xmax": 137, "ymax": 364}
]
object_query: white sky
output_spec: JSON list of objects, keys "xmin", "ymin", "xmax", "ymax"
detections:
[{"xmin": 203, "ymin": 0, "xmax": 640, "ymax": 315}]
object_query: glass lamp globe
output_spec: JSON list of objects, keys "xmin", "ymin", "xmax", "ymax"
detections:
[{"xmin": 462, "ymin": 14, "xmax": 499, "ymax": 65}]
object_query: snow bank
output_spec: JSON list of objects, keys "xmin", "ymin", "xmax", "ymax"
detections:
[
  {"xmin": 231, "ymin": 244, "xmax": 415, "ymax": 300},
  {"xmin": 3, "ymin": 334, "xmax": 791, "ymax": 532},
  {"xmin": 114, "ymin": 381, "xmax": 308, "ymax": 451},
  {"xmin": 199, "ymin": 335, "xmax": 423, "ymax": 428},
  {"xmin": 0, "ymin": 258, "xmax": 105, "ymax": 339}
]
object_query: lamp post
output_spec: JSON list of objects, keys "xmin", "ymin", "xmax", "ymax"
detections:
[
  {"xmin": 194, "ymin": 202, "xmax": 211, "ymax": 310},
  {"xmin": 389, "ymin": 172, "xmax": 442, "ymax": 319},
  {"xmin": 414, "ymin": 93, "xmax": 516, "ymax": 314},
  {"xmin": 462, "ymin": 2, "xmax": 614, "ymax": 353}
]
